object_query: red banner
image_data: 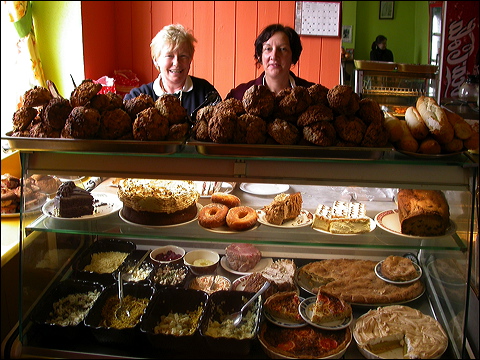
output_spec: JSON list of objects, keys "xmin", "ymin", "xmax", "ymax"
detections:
[{"xmin": 439, "ymin": 1, "xmax": 479, "ymax": 100}]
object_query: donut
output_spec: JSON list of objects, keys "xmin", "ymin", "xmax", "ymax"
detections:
[
  {"xmin": 198, "ymin": 203, "xmax": 228, "ymax": 228},
  {"xmin": 211, "ymin": 192, "xmax": 241, "ymax": 208},
  {"xmin": 226, "ymin": 206, "xmax": 258, "ymax": 231}
]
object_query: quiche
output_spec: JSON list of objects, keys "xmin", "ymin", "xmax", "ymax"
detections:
[
  {"xmin": 259, "ymin": 321, "xmax": 351, "ymax": 359},
  {"xmin": 311, "ymin": 291, "xmax": 352, "ymax": 324},
  {"xmin": 264, "ymin": 291, "xmax": 303, "ymax": 323},
  {"xmin": 298, "ymin": 259, "xmax": 424, "ymax": 304}
]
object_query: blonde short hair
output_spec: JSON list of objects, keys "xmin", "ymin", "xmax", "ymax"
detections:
[{"xmin": 150, "ymin": 24, "xmax": 197, "ymax": 60}]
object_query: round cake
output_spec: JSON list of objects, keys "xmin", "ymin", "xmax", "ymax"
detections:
[{"xmin": 117, "ymin": 179, "xmax": 199, "ymax": 225}]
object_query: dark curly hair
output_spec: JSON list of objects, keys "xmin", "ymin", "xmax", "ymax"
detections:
[{"xmin": 254, "ymin": 24, "xmax": 303, "ymax": 68}]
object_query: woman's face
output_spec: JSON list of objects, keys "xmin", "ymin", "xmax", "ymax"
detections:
[
  {"xmin": 378, "ymin": 40, "xmax": 387, "ymax": 50},
  {"xmin": 261, "ymin": 31, "xmax": 293, "ymax": 80},
  {"xmin": 156, "ymin": 42, "xmax": 192, "ymax": 86}
]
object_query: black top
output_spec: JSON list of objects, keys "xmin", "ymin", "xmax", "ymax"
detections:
[
  {"xmin": 370, "ymin": 48, "xmax": 394, "ymax": 62},
  {"xmin": 124, "ymin": 76, "xmax": 220, "ymax": 116}
]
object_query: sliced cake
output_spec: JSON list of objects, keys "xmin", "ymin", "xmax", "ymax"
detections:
[
  {"xmin": 263, "ymin": 192, "xmax": 302, "ymax": 225},
  {"xmin": 312, "ymin": 201, "xmax": 371, "ymax": 234},
  {"xmin": 53, "ymin": 181, "xmax": 94, "ymax": 218}
]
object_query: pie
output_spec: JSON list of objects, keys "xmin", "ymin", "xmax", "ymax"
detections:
[
  {"xmin": 298, "ymin": 259, "xmax": 424, "ymax": 304},
  {"xmin": 381, "ymin": 255, "xmax": 418, "ymax": 281},
  {"xmin": 353, "ymin": 305, "xmax": 448, "ymax": 359},
  {"xmin": 311, "ymin": 291, "xmax": 352, "ymax": 324},
  {"xmin": 264, "ymin": 291, "xmax": 303, "ymax": 323},
  {"xmin": 259, "ymin": 321, "xmax": 351, "ymax": 359}
]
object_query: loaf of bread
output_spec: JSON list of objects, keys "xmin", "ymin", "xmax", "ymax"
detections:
[
  {"xmin": 441, "ymin": 138, "xmax": 464, "ymax": 153},
  {"xmin": 464, "ymin": 131, "xmax": 479, "ymax": 151},
  {"xmin": 383, "ymin": 112, "xmax": 403, "ymax": 142},
  {"xmin": 416, "ymin": 96, "xmax": 454, "ymax": 144},
  {"xmin": 397, "ymin": 189, "xmax": 450, "ymax": 236},
  {"xmin": 443, "ymin": 107, "xmax": 473, "ymax": 140},
  {"xmin": 396, "ymin": 120, "xmax": 418, "ymax": 152},
  {"xmin": 405, "ymin": 106, "xmax": 429, "ymax": 140}
]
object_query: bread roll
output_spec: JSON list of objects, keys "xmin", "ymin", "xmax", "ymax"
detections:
[
  {"xmin": 441, "ymin": 138, "xmax": 464, "ymax": 153},
  {"xmin": 396, "ymin": 120, "xmax": 418, "ymax": 152},
  {"xmin": 463, "ymin": 131, "xmax": 479, "ymax": 151},
  {"xmin": 443, "ymin": 108, "xmax": 473, "ymax": 139},
  {"xmin": 416, "ymin": 96, "xmax": 454, "ymax": 144},
  {"xmin": 383, "ymin": 112, "xmax": 403, "ymax": 142},
  {"xmin": 405, "ymin": 106, "xmax": 429, "ymax": 140},
  {"xmin": 418, "ymin": 137, "xmax": 441, "ymax": 154}
]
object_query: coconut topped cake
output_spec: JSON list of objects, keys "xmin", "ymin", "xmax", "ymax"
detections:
[{"xmin": 118, "ymin": 179, "xmax": 200, "ymax": 225}]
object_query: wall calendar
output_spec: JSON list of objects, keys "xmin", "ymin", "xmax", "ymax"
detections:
[{"xmin": 295, "ymin": 1, "xmax": 341, "ymax": 37}]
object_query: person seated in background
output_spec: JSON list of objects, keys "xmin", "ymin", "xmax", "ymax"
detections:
[
  {"xmin": 124, "ymin": 24, "xmax": 220, "ymax": 115},
  {"xmin": 225, "ymin": 24, "xmax": 315, "ymax": 100},
  {"xmin": 370, "ymin": 35, "xmax": 394, "ymax": 62}
]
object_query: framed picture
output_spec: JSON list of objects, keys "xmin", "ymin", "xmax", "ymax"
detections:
[
  {"xmin": 379, "ymin": 1, "xmax": 394, "ymax": 19},
  {"xmin": 342, "ymin": 25, "xmax": 352, "ymax": 43}
]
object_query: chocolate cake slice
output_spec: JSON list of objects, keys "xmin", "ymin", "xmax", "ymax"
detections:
[{"xmin": 53, "ymin": 181, "xmax": 94, "ymax": 218}]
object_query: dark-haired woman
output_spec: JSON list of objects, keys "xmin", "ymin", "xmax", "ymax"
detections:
[{"xmin": 225, "ymin": 24, "xmax": 315, "ymax": 100}]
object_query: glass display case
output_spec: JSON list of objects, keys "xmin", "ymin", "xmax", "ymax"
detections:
[
  {"xmin": 354, "ymin": 60, "xmax": 439, "ymax": 118},
  {"xmin": 3, "ymin": 144, "xmax": 478, "ymax": 359}
]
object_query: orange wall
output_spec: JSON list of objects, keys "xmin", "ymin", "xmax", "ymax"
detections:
[{"xmin": 82, "ymin": 1, "xmax": 342, "ymax": 99}]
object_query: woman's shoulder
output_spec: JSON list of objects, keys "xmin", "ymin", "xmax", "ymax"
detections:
[{"xmin": 225, "ymin": 76, "xmax": 263, "ymax": 100}]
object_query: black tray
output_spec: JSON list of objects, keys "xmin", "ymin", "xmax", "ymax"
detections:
[
  {"xmin": 2, "ymin": 131, "xmax": 185, "ymax": 154},
  {"xmin": 187, "ymin": 138, "xmax": 391, "ymax": 160}
]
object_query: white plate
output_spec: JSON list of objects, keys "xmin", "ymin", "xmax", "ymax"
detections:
[
  {"xmin": 199, "ymin": 221, "xmax": 260, "ymax": 233},
  {"xmin": 312, "ymin": 217, "xmax": 376, "ymax": 235},
  {"xmin": 194, "ymin": 181, "xmax": 234, "ymax": 198},
  {"xmin": 222, "ymin": 257, "xmax": 273, "ymax": 276},
  {"xmin": 58, "ymin": 175, "xmax": 86, "ymax": 182},
  {"xmin": 42, "ymin": 192, "xmax": 122, "ymax": 220},
  {"xmin": 256, "ymin": 209, "xmax": 313, "ymax": 228},
  {"xmin": 374, "ymin": 260, "xmax": 422, "ymax": 284},
  {"xmin": 119, "ymin": 203, "xmax": 202, "ymax": 228},
  {"xmin": 239, "ymin": 183, "xmax": 289, "ymax": 195},
  {"xmin": 374, "ymin": 209, "xmax": 456, "ymax": 238},
  {"xmin": 264, "ymin": 298, "xmax": 307, "ymax": 328},
  {"xmin": 299, "ymin": 297, "xmax": 353, "ymax": 330}
]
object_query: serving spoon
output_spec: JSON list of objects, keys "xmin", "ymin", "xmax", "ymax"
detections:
[
  {"xmin": 115, "ymin": 271, "xmax": 130, "ymax": 319},
  {"xmin": 227, "ymin": 281, "xmax": 270, "ymax": 327}
]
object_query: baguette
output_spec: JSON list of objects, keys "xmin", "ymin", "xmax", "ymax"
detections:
[
  {"xmin": 464, "ymin": 132, "xmax": 479, "ymax": 151},
  {"xmin": 418, "ymin": 137, "xmax": 441, "ymax": 154},
  {"xmin": 405, "ymin": 106, "xmax": 429, "ymax": 140},
  {"xmin": 396, "ymin": 120, "xmax": 418, "ymax": 152},
  {"xmin": 443, "ymin": 107, "xmax": 473, "ymax": 139},
  {"xmin": 416, "ymin": 96, "xmax": 454, "ymax": 144},
  {"xmin": 383, "ymin": 112, "xmax": 403, "ymax": 142}
]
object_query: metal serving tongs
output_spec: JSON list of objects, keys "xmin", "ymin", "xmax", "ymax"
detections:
[{"xmin": 189, "ymin": 90, "xmax": 222, "ymax": 123}]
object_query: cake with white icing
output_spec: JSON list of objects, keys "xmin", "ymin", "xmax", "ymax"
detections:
[
  {"xmin": 312, "ymin": 201, "xmax": 370, "ymax": 234},
  {"xmin": 117, "ymin": 179, "xmax": 199, "ymax": 225}
]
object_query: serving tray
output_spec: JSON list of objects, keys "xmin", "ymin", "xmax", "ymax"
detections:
[
  {"xmin": 2, "ymin": 132, "xmax": 185, "ymax": 154},
  {"xmin": 187, "ymin": 138, "xmax": 392, "ymax": 160}
]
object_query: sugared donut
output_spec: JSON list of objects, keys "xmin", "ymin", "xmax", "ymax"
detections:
[
  {"xmin": 198, "ymin": 203, "xmax": 228, "ymax": 228},
  {"xmin": 211, "ymin": 192, "xmax": 241, "ymax": 208},
  {"xmin": 226, "ymin": 206, "xmax": 258, "ymax": 231}
]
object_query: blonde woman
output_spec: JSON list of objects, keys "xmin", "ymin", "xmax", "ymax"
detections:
[{"xmin": 124, "ymin": 24, "xmax": 220, "ymax": 115}]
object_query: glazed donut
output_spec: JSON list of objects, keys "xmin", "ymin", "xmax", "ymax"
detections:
[
  {"xmin": 198, "ymin": 203, "xmax": 228, "ymax": 228},
  {"xmin": 211, "ymin": 192, "xmax": 241, "ymax": 208},
  {"xmin": 226, "ymin": 206, "xmax": 258, "ymax": 231}
]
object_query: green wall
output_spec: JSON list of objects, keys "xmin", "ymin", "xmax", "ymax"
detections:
[
  {"xmin": 342, "ymin": 1, "xmax": 430, "ymax": 64},
  {"xmin": 32, "ymin": 1, "xmax": 84, "ymax": 99}
]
